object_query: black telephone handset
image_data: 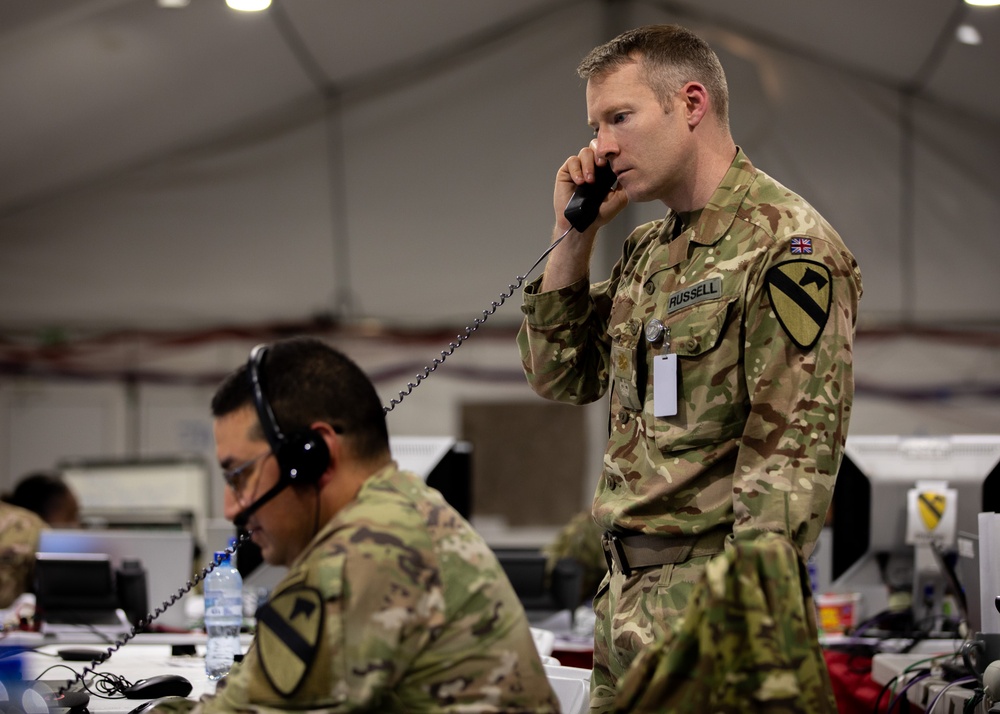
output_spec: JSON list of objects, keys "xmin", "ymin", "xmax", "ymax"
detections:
[{"xmin": 563, "ymin": 162, "xmax": 618, "ymax": 233}]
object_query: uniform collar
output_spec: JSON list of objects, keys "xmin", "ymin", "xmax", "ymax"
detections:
[
  {"xmin": 661, "ymin": 147, "xmax": 756, "ymax": 247},
  {"xmin": 285, "ymin": 462, "xmax": 398, "ymax": 571}
]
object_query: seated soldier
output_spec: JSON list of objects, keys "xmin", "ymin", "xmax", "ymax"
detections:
[
  {"xmin": 156, "ymin": 337, "xmax": 558, "ymax": 714},
  {"xmin": 6, "ymin": 471, "xmax": 80, "ymax": 527}
]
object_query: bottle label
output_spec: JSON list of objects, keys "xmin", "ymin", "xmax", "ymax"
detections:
[{"xmin": 205, "ymin": 594, "xmax": 243, "ymax": 621}]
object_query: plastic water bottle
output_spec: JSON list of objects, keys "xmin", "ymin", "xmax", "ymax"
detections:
[{"xmin": 204, "ymin": 551, "xmax": 243, "ymax": 680}]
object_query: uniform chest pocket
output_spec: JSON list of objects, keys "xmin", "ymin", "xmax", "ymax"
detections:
[
  {"xmin": 667, "ymin": 297, "xmax": 730, "ymax": 356},
  {"xmin": 647, "ymin": 297, "xmax": 746, "ymax": 453}
]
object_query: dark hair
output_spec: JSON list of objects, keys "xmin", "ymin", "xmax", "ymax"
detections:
[
  {"xmin": 7, "ymin": 471, "xmax": 73, "ymax": 522},
  {"xmin": 577, "ymin": 24, "xmax": 730, "ymax": 126},
  {"xmin": 211, "ymin": 337, "xmax": 389, "ymax": 463}
]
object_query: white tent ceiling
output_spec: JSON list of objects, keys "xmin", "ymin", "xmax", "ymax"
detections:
[
  {"xmin": 1, "ymin": 0, "xmax": 999, "ymax": 333},
  {"xmin": 3, "ymin": 0, "xmax": 998, "ymax": 216}
]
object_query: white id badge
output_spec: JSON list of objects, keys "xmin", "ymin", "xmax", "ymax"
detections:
[{"xmin": 653, "ymin": 354, "xmax": 678, "ymax": 417}]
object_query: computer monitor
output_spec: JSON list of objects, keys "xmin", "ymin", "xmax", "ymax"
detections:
[
  {"xmin": 37, "ymin": 528, "xmax": 195, "ymax": 630},
  {"xmin": 830, "ymin": 435, "xmax": 1000, "ymax": 630},
  {"xmin": 390, "ymin": 436, "xmax": 472, "ymax": 519},
  {"xmin": 59, "ymin": 457, "xmax": 211, "ymax": 545},
  {"xmin": 490, "ymin": 548, "xmax": 585, "ymax": 617},
  {"xmin": 78, "ymin": 508, "xmax": 195, "ymax": 532}
]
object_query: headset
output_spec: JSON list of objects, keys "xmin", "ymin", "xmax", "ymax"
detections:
[{"xmin": 234, "ymin": 345, "xmax": 330, "ymax": 527}]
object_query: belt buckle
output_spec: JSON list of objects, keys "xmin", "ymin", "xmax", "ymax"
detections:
[{"xmin": 602, "ymin": 532, "xmax": 632, "ymax": 577}]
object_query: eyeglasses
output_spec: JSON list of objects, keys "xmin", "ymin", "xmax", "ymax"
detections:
[{"xmin": 221, "ymin": 450, "xmax": 272, "ymax": 496}]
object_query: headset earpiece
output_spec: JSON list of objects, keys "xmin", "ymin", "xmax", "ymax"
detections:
[
  {"xmin": 248, "ymin": 345, "xmax": 329, "ymax": 486},
  {"xmin": 276, "ymin": 429, "xmax": 330, "ymax": 484}
]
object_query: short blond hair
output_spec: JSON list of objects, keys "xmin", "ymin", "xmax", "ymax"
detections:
[{"xmin": 578, "ymin": 24, "xmax": 730, "ymax": 127}]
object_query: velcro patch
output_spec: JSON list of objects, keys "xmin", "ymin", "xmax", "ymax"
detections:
[
  {"xmin": 790, "ymin": 237, "xmax": 812, "ymax": 254},
  {"xmin": 765, "ymin": 260, "xmax": 832, "ymax": 351},
  {"xmin": 256, "ymin": 586, "xmax": 324, "ymax": 697}
]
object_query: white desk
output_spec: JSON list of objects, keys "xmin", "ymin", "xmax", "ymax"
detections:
[
  {"xmin": 543, "ymin": 664, "xmax": 590, "ymax": 714},
  {"xmin": 6, "ymin": 629, "xmax": 585, "ymax": 713}
]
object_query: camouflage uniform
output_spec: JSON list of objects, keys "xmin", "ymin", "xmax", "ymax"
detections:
[
  {"xmin": 158, "ymin": 463, "xmax": 559, "ymax": 714},
  {"xmin": 0, "ymin": 502, "xmax": 46, "ymax": 609},
  {"xmin": 518, "ymin": 149, "xmax": 862, "ymax": 711},
  {"xmin": 612, "ymin": 532, "xmax": 836, "ymax": 713}
]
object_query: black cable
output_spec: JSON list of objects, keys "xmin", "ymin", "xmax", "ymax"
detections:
[
  {"xmin": 874, "ymin": 673, "xmax": 903, "ymax": 713},
  {"xmin": 51, "ymin": 531, "xmax": 252, "ymax": 699},
  {"xmin": 964, "ymin": 689, "xmax": 985, "ymax": 713},
  {"xmin": 31, "ymin": 662, "xmax": 133, "ymax": 700},
  {"xmin": 383, "ymin": 227, "xmax": 572, "ymax": 414},
  {"xmin": 887, "ymin": 670, "xmax": 931, "ymax": 712}
]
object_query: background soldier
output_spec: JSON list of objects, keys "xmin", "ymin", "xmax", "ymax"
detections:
[
  {"xmin": 5, "ymin": 471, "xmax": 80, "ymax": 527},
  {"xmin": 0, "ymin": 500, "xmax": 45, "ymax": 609}
]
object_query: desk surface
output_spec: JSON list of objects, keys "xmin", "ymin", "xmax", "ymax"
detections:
[
  {"xmin": 7, "ymin": 628, "xmax": 586, "ymax": 713},
  {"xmin": 6, "ymin": 633, "xmax": 253, "ymax": 713}
]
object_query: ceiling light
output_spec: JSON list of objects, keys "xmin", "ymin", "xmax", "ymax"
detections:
[
  {"xmin": 965, "ymin": 0, "xmax": 1000, "ymax": 6},
  {"xmin": 957, "ymin": 24, "xmax": 983, "ymax": 44},
  {"xmin": 157, "ymin": 0, "xmax": 190, "ymax": 6},
  {"xmin": 226, "ymin": 0, "xmax": 271, "ymax": 10}
]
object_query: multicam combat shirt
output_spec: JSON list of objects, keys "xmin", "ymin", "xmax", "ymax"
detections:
[
  {"xmin": 0, "ymin": 502, "xmax": 45, "ymax": 608},
  {"xmin": 159, "ymin": 464, "xmax": 558, "ymax": 714},
  {"xmin": 518, "ymin": 149, "xmax": 862, "ymax": 557}
]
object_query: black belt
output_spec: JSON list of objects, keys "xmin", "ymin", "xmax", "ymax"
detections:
[{"xmin": 601, "ymin": 530, "xmax": 728, "ymax": 577}]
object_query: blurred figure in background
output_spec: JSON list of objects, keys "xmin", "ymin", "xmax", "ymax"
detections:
[
  {"xmin": 544, "ymin": 510, "xmax": 607, "ymax": 606},
  {"xmin": 0, "ymin": 500, "xmax": 46, "ymax": 608},
  {"xmin": 5, "ymin": 471, "xmax": 80, "ymax": 527}
]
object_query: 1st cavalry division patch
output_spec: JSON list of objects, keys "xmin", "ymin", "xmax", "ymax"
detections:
[
  {"xmin": 918, "ymin": 490, "xmax": 947, "ymax": 533},
  {"xmin": 765, "ymin": 259, "xmax": 832, "ymax": 351},
  {"xmin": 257, "ymin": 586, "xmax": 324, "ymax": 696}
]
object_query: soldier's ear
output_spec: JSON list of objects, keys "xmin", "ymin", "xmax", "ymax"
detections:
[
  {"xmin": 679, "ymin": 81, "xmax": 710, "ymax": 127},
  {"xmin": 309, "ymin": 421, "xmax": 341, "ymax": 485}
]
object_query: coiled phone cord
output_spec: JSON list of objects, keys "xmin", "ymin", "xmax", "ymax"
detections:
[
  {"xmin": 50, "ymin": 225, "xmax": 575, "ymax": 693},
  {"xmin": 383, "ymin": 226, "xmax": 573, "ymax": 414},
  {"xmin": 52, "ymin": 531, "xmax": 252, "ymax": 697}
]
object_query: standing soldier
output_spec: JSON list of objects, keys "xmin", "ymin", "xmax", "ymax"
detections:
[{"xmin": 518, "ymin": 24, "xmax": 862, "ymax": 712}]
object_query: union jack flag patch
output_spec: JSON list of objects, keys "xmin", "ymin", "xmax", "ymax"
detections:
[{"xmin": 790, "ymin": 237, "xmax": 813, "ymax": 254}]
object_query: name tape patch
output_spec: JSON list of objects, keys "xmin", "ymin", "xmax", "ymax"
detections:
[{"xmin": 667, "ymin": 277, "xmax": 723, "ymax": 315}]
